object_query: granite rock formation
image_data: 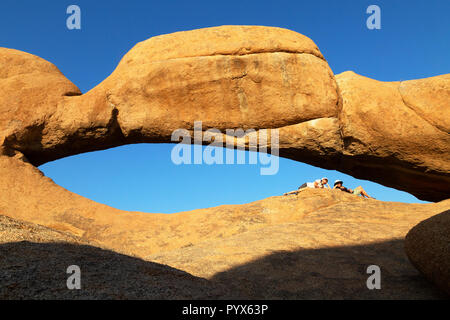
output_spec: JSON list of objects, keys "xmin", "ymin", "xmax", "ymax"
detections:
[
  {"xmin": 0, "ymin": 25, "xmax": 449, "ymax": 299},
  {"xmin": 0, "ymin": 26, "xmax": 448, "ymax": 201}
]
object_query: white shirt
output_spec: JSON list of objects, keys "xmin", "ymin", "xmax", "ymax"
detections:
[{"xmin": 306, "ymin": 179, "xmax": 323, "ymax": 188}]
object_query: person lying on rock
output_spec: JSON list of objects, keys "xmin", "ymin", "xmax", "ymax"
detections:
[
  {"xmin": 333, "ymin": 180, "xmax": 375, "ymax": 199},
  {"xmin": 301, "ymin": 177, "xmax": 331, "ymax": 189},
  {"xmin": 284, "ymin": 177, "xmax": 330, "ymax": 195}
]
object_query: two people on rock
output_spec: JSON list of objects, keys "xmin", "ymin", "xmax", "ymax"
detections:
[{"xmin": 284, "ymin": 177, "xmax": 375, "ymax": 199}]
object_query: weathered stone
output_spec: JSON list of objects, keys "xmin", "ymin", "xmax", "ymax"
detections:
[
  {"xmin": 405, "ymin": 210, "xmax": 450, "ymax": 295},
  {"xmin": 0, "ymin": 215, "xmax": 232, "ymax": 299},
  {"xmin": 336, "ymin": 71, "xmax": 450, "ymax": 202},
  {"xmin": 0, "ymin": 24, "xmax": 449, "ymax": 300},
  {"xmin": 1, "ymin": 26, "xmax": 448, "ymax": 201}
]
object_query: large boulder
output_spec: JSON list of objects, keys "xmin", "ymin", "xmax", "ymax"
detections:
[
  {"xmin": 336, "ymin": 71, "xmax": 450, "ymax": 202},
  {"xmin": 0, "ymin": 48, "xmax": 81, "ymax": 156},
  {"xmin": 103, "ymin": 25, "xmax": 338, "ymax": 136},
  {"xmin": 405, "ymin": 210, "xmax": 450, "ymax": 295},
  {"xmin": 0, "ymin": 48, "xmax": 118, "ymax": 165},
  {"xmin": 1, "ymin": 25, "xmax": 340, "ymax": 165}
]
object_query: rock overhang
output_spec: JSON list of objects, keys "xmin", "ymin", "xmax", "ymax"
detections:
[{"xmin": 0, "ymin": 25, "xmax": 448, "ymax": 202}]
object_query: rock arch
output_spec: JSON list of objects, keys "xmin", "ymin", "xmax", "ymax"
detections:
[{"xmin": 1, "ymin": 25, "xmax": 449, "ymax": 218}]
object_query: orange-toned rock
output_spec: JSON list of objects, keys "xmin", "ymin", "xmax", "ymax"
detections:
[
  {"xmin": 105, "ymin": 26, "xmax": 338, "ymax": 136},
  {"xmin": 1, "ymin": 26, "xmax": 448, "ymax": 201},
  {"xmin": 2, "ymin": 155, "xmax": 449, "ymax": 299},
  {"xmin": 336, "ymin": 71, "xmax": 450, "ymax": 202},
  {"xmin": 399, "ymin": 74, "xmax": 450, "ymax": 133},
  {"xmin": 0, "ymin": 215, "xmax": 231, "ymax": 299},
  {"xmin": 1, "ymin": 26, "xmax": 340, "ymax": 166},
  {"xmin": 0, "ymin": 48, "xmax": 81, "ymax": 156},
  {"xmin": 0, "ymin": 25, "xmax": 449, "ymax": 300},
  {"xmin": 405, "ymin": 210, "xmax": 450, "ymax": 295},
  {"xmin": 0, "ymin": 48, "xmax": 119, "ymax": 165}
]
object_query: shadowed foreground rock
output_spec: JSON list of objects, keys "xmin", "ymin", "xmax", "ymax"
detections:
[
  {"xmin": 144, "ymin": 190, "xmax": 450, "ymax": 299},
  {"xmin": 405, "ymin": 210, "xmax": 450, "ymax": 296},
  {"xmin": 0, "ymin": 215, "xmax": 232, "ymax": 299},
  {"xmin": 1, "ymin": 203, "xmax": 448, "ymax": 299},
  {"xmin": 209, "ymin": 239, "xmax": 447, "ymax": 299}
]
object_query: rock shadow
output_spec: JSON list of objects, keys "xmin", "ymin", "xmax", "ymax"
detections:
[
  {"xmin": 211, "ymin": 239, "xmax": 448, "ymax": 299},
  {"xmin": 0, "ymin": 241, "xmax": 231, "ymax": 299}
]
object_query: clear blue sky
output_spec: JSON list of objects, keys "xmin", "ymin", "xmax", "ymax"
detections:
[{"xmin": 1, "ymin": 0, "xmax": 449, "ymax": 212}]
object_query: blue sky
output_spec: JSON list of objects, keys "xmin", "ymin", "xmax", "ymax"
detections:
[{"xmin": 1, "ymin": 0, "xmax": 449, "ymax": 212}]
